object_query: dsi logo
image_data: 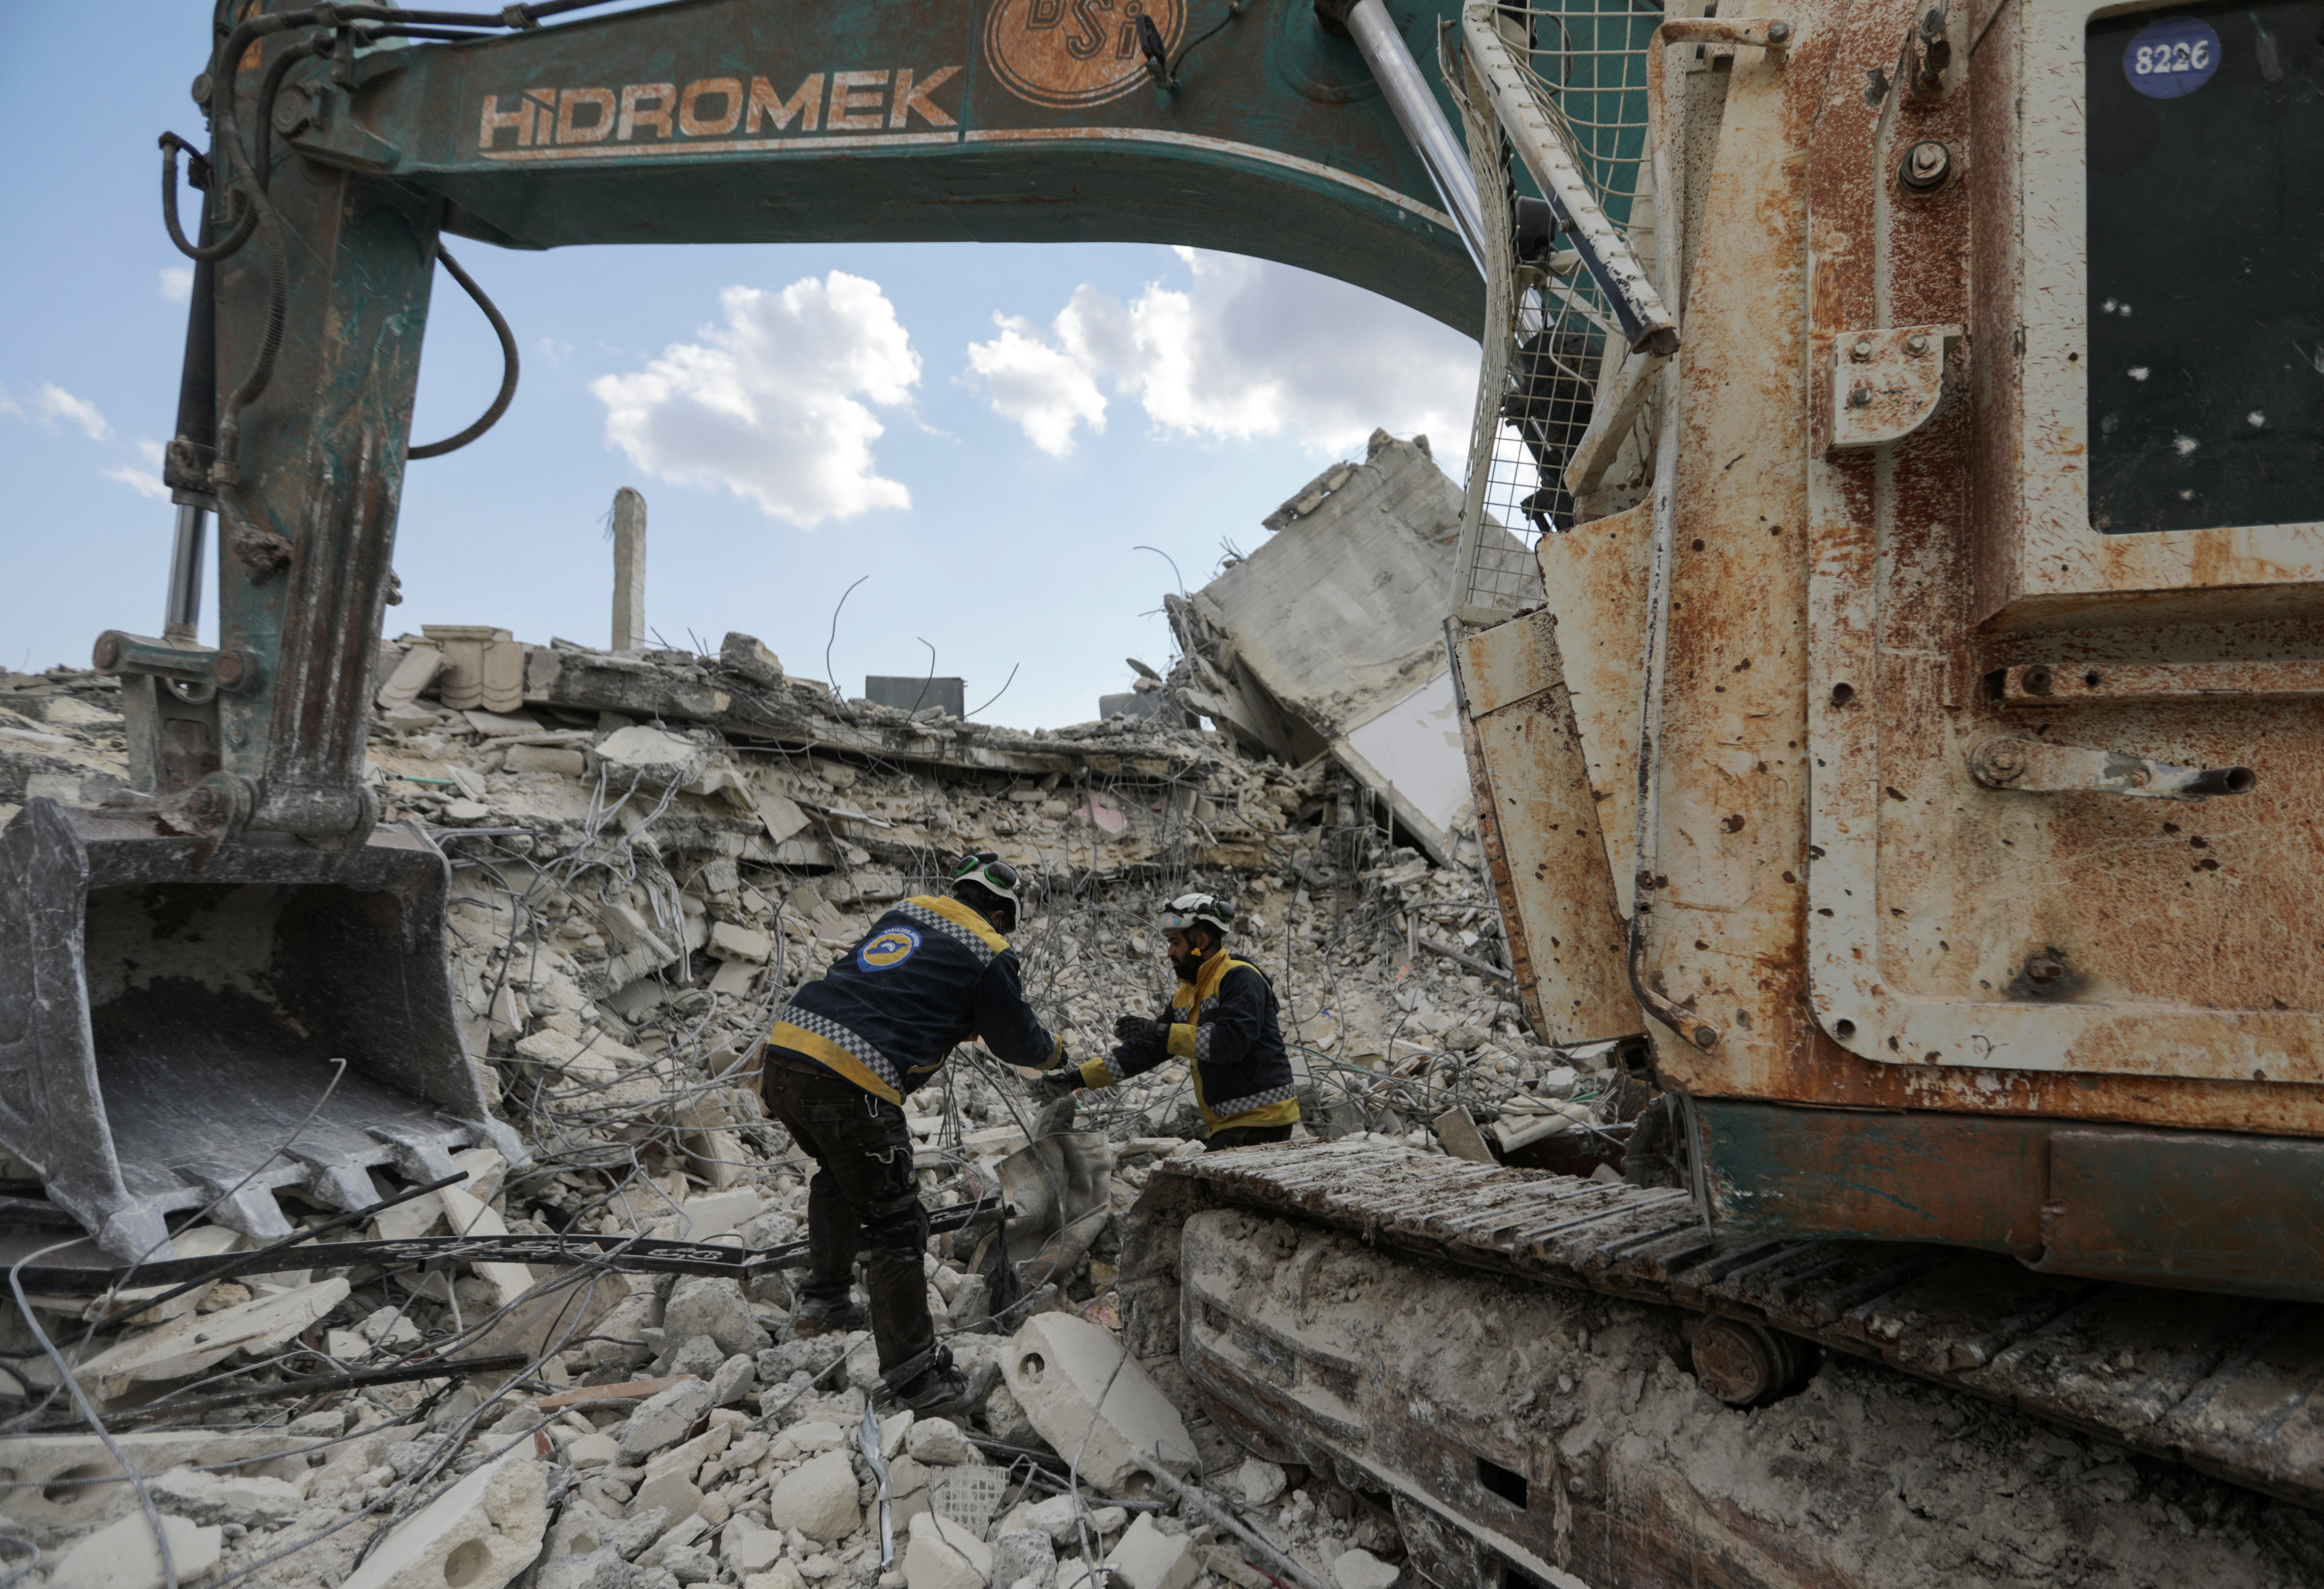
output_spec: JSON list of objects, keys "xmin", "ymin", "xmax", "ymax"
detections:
[
  {"xmin": 859, "ymin": 925, "xmax": 923, "ymax": 970},
  {"xmin": 983, "ymin": 0, "xmax": 1184, "ymax": 108}
]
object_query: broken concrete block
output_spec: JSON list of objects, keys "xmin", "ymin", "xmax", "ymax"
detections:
[
  {"xmin": 47, "ymin": 1511, "xmax": 221, "ymax": 1589},
  {"xmin": 902, "ymin": 1511, "xmax": 990, "ymax": 1589},
  {"xmin": 904, "ymin": 1418, "xmax": 977, "ymax": 1466},
  {"xmin": 567, "ymin": 1433, "xmax": 620, "ymax": 1469},
  {"xmin": 756, "ymin": 788, "xmax": 810, "ymax": 845},
  {"xmin": 723, "ymin": 1516, "xmax": 787, "ymax": 1573},
  {"xmin": 617, "ymin": 1378, "xmax": 715, "ymax": 1464},
  {"xmin": 662, "ymin": 1276, "xmax": 770, "ymax": 1359},
  {"xmin": 145, "ymin": 1465, "xmax": 304, "ymax": 1527},
  {"xmin": 628, "ymin": 1465, "xmax": 703, "ymax": 1527},
  {"xmin": 589, "ymin": 725, "xmax": 711, "ymax": 789},
  {"xmin": 438, "ymin": 1182, "xmax": 535, "ymax": 1308},
  {"xmin": 989, "ymin": 1530, "xmax": 1057, "ymax": 1589},
  {"xmin": 767, "ymin": 1449, "xmax": 860, "ymax": 1543},
  {"xmin": 73, "ymin": 1277, "xmax": 350, "ymax": 1397},
  {"xmin": 464, "ymin": 708, "xmax": 546, "ymax": 736},
  {"xmin": 1431, "ymin": 1107, "xmax": 1496, "ymax": 1165},
  {"xmin": 1000, "ymin": 1314, "xmax": 1194, "ymax": 1495},
  {"xmin": 1331, "ymin": 1548, "xmax": 1401, "ymax": 1589},
  {"xmin": 377, "ymin": 643, "xmax": 444, "ymax": 711},
  {"xmin": 709, "ymin": 1353, "xmax": 757, "ymax": 1406},
  {"xmin": 507, "ymin": 744, "xmax": 588, "ymax": 778},
  {"xmin": 1106, "ymin": 1514, "xmax": 1197, "ymax": 1589},
  {"xmin": 1234, "ymin": 1457, "xmax": 1287, "ymax": 1507},
  {"xmin": 720, "ymin": 633, "xmax": 786, "ymax": 687},
  {"xmin": 339, "ymin": 1450, "xmax": 548, "ymax": 1589},
  {"xmin": 708, "ymin": 921, "xmax": 774, "ymax": 963},
  {"xmin": 442, "ymin": 798, "xmax": 494, "ymax": 824}
]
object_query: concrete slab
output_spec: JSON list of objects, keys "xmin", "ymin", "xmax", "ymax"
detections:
[{"xmin": 1000, "ymin": 1314, "xmax": 1194, "ymax": 1495}]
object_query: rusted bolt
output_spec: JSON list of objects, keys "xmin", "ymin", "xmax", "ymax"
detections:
[
  {"xmin": 1900, "ymin": 140, "xmax": 1952, "ymax": 191},
  {"xmin": 1848, "ymin": 385, "xmax": 1874, "ymax": 408},
  {"xmin": 2021, "ymin": 665, "xmax": 2054, "ymax": 697},
  {"xmin": 2025, "ymin": 955, "xmax": 2066, "ymax": 987},
  {"xmin": 1969, "ymin": 736, "xmax": 2028, "ymax": 786},
  {"xmin": 272, "ymin": 84, "xmax": 313, "ymax": 138},
  {"xmin": 1766, "ymin": 20, "xmax": 1792, "ymax": 42},
  {"xmin": 1906, "ymin": 333, "xmax": 1931, "ymax": 356},
  {"xmin": 213, "ymin": 650, "xmax": 250, "ymax": 691},
  {"xmin": 1850, "ymin": 337, "xmax": 1875, "ymax": 361}
]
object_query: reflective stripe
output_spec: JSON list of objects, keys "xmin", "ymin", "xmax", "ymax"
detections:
[
  {"xmin": 769, "ymin": 1007, "xmax": 903, "ymax": 1103},
  {"xmin": 899, "ymin": 895, "xmax": 1004, "ymax": 963}
]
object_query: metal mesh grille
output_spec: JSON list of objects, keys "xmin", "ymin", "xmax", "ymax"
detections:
[{"xmin": 1451, "ymin": 0, "xmax": 1661, "ymax": 623}]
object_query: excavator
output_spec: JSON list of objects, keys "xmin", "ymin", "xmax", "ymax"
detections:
[{"xmin": 0, "ymin": 0, "xmax": 2317, "ymax": 1581}]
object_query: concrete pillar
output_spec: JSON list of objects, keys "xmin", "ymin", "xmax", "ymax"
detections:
[{"xmin": 611, "ymin": 486, "xmax": 647, "ymax": 653}]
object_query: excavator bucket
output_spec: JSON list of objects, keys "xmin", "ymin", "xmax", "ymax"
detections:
[{"xmin": 0, "ymin": 798, "xmax": 522, "ymax": 1264}]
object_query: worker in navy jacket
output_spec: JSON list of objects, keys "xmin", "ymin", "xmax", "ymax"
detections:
[{"xmin": 763, "ymin": 851, "xmax": 1066, "ymax": 1415}]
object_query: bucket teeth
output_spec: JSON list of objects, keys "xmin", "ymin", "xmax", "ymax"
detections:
[
  {"xmin": 281, "ymin": 1145, "xmax": 381, "ymax": 1213},
  {"xmin": 174, "ymin": 1162, "xmax": 295, "ymax": 1242},
  {"xmin": 365, "ymin": 1123, "xmax": 461, "ymax": 1186},
  {"xmin": 445, "ymin": 1115, "xmax": 529, "ymax": 1170}
]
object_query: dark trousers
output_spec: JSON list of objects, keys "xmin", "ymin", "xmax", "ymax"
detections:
[
  {"xmin": 1206, "ymin": 1123, "xmax": 1295, "ymax": 1151},
  {"xmin": 765, "ymin": 1058, "xmax": 934, "ymax": 1382}
]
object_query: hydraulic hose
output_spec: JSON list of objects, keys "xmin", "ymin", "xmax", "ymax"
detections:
[
  {"xmin": 160, "ymin": 136, "xmax": 258, "ymax": 262},
  {"xmin": 409, "ymin": 248, "xmax": 520, "ymax": 460}
]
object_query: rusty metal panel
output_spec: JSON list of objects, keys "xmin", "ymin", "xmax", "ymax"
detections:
[
  {"xmin": 1535, "ymin": 503, "xmax": 1648, "ymax": 916},
  {"xmin": 2038, "ymin": 1127, "xmax": 2324, "ymax": 1297},
  {"xmin": 1453, "ymin": 613, "xmax": 1637, "ymax": 1044}
]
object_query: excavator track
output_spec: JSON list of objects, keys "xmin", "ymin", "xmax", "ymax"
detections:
[{"xmin": 1148, "ymin": 1142, "xmax": 2324, "ymax": 1513}]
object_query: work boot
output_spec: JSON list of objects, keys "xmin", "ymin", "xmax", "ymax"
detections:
[
  {"xmin": 792, "ymin": 1295, "xmax": 866, "ymax": 1338},
  {"xmin": 882, "ymin": 1348, "xmax": 1000, "ymax": 1420}
]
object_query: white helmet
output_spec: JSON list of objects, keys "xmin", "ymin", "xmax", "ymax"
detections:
[{"xmin": 1157, "ymin": 892, "xmax": 1235, "ymax": 939}]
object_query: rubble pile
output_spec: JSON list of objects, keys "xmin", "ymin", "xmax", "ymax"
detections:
[{"xmin": 0, "ymin": 626, "xmax": 1618, "ymax": 1589}]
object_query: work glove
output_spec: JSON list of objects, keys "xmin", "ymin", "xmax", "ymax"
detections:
[
  {"xmin": 1113, "ymin": 1014, "xmax": 1169, "ymax": 1049},
  {"xmin": 1032, "ymin": 1067, "xmax": 1083, "ymax": 1103}
]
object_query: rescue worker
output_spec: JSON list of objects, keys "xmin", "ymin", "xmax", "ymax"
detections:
[
  {"xmin": 1037, "ymin": 892, "xmax": 1300, "ymax": 1147},
  {"xmin": 762, "ymin": 851, "xmax": 1069, "ymax": 1416}
]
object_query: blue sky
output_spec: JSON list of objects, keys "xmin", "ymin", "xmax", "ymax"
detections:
[{"xmin": 0, "ymin": 3, "xmax": 1480, "ymax": 729}]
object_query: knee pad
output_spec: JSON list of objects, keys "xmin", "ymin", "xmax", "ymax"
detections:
[{"xmin": 862, "ymin": 1195, "xmax": 929, "ymax": 1253}]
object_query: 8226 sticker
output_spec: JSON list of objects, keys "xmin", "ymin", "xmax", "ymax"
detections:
[{"xmin": 2125, "ymin": 15, "xmax": 2222, "ymax": 97}]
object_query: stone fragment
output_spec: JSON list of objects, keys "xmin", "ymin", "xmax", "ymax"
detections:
[
  {"xmin": 723, "ymin": 1516, "xmax": 786, "ymax": 1573},
  {"xmin": 1022, "ymin": 1496, "xmax": 1079, "ymax": 1545},
  {"xmin": 1105, "ymin": 1515, "xmax": 1197, "ymax": 1589},
  {"xmin": 1431, "ymin": 1107, "xmax": 1495, "ymax": 1165},
  {"xmin": 1000, "ymin": 1314, "xmax": 1193, "ymax": 1495},
  {"xmin": 709, "ymin": 1353, "xmax": 758, "ymax": 1406},
  {"xmin": 339, "ymin": 1451, "xmax": 548, "ymax": 1589},
  {"xmin": 507, "ymin": 744, "xmax": 588, "ymax": 777},
  {"xmin": 709, "ymin": 921, "xmax": 774, "ymax": 963},
  {"xmin": 767, "ymin": 1449, "xmax": 861, "ymax": 1543},
  {"xmin": 145, "ymin": 1465, "xmax": 304, "ymax": 1527},
  {"xmin": 618, "ymin": 1378, "xmax": 714, "ymax": 1464},
  {"xmin": 663, "ymin": 1277, "xmax": 772, "ymax": 1360},
  {"xmin": 668, "ymin": 1335, "xmax": 727, "ymax": 1380},
  {"xmin": 566, "ymin": 1433, "xmax": 620, "ymax": 1470},
  {"xmin": 376, "ymin": 643, "xmax": 444, "ymax": 711},
  {"xmin": 1234, "ymin": 1457, "xmax": 1287, "ymax": 1507},
  {"xmin": 74, "ymin": 1278, "xmax": 350, "ymax": 1396},
  {"xmin": 903, "ymin": 1418, "xmax": 976, "ymax": 1466},
  {"xmin": 901, "ymin": 1511, "xmax": 990, "ymax": 1589},
  {"xmin": 1331, "ymin": 1548, "xmax": 1401, "ymax": 1589},
  {"xmin": 590, "ymin": 726, "xmax": 711, "ymax": 789},
  {"xmin": 989, "ymin": 1530, "xmax": 1057, "ymax": 1589},
  {"xmin": 47, "ymin": 1511, "xmax": 221, "ymax": 1589}
]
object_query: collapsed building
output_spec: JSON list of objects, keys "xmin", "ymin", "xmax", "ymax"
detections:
[{"xmin": 0, "ymin": 435, "xmax": 2314, "ymax": 1589}]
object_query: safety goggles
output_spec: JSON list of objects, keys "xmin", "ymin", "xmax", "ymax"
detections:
[{"xmin": 952, "ymin": 850, "xmax": 1020, "ymax": 902}]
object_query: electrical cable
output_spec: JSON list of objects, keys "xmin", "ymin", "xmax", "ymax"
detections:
[{"xmin": 407, "ymin": 246, "xmax": 520, "ymax": 459}]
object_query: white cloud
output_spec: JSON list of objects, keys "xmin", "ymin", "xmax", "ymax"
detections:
[
  {"xmin": 158, "ymin": 266, "xmax": 194, "ymax": 303},
  {"xmin": 104, "ymin": 439, "xmax": 172, "ymax": 501},
  {"xmin": 34, "ymin": 384, "xmax": 111, "ymax": 441},
  {"xmin": 963, "ymin": 311, "xmax": 1109, "ymax": 457},
  {"xmin": 965, "ymin": 248, "xmax": 1479, "ymax": 459},
  {"xmin": 589, "ymin": 273, "xmax": 920, "ymax": 527},
  {"xmin": 0, "ymin": 384, "xmax": 20, "ymax": 420}
]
